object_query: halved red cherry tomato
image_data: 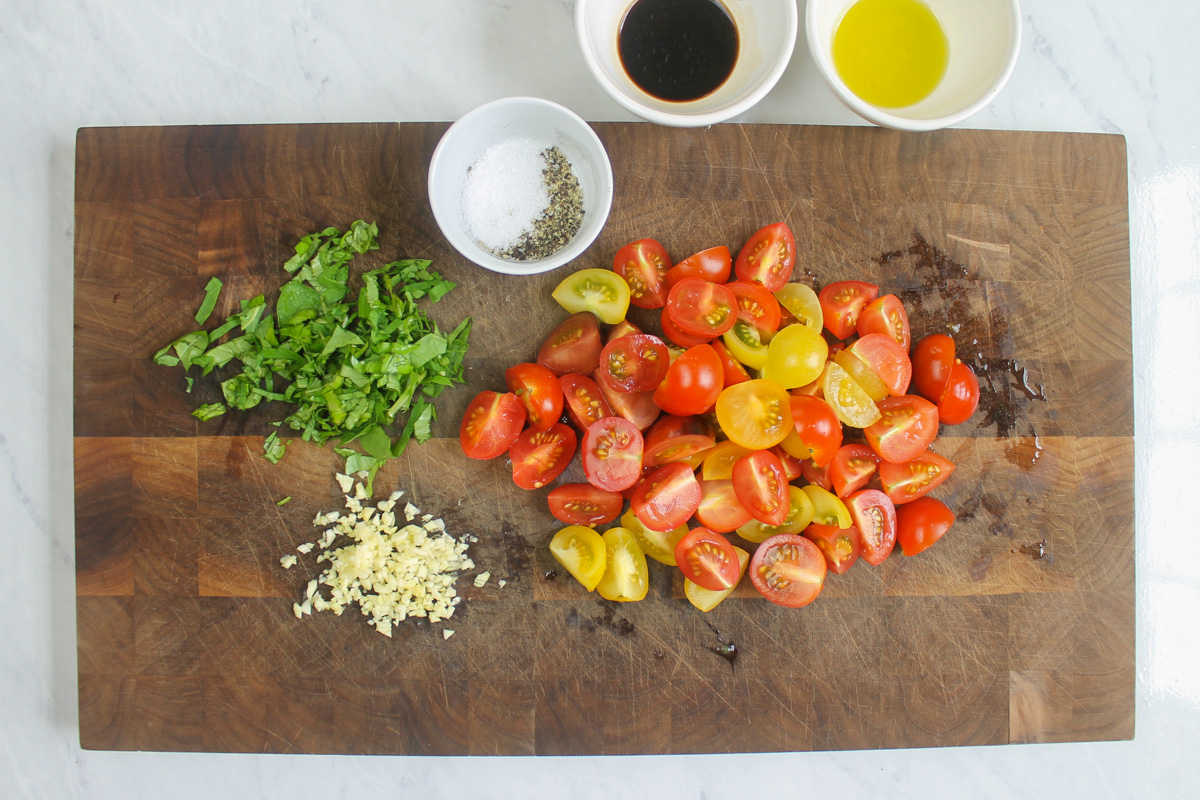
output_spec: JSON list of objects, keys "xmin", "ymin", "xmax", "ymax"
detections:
[
  {"xmin": 732, "ymin": 450, "xmax": 790, "ymax": 525},
  {"xmin": 582, "ymin": 416, "xmax": 644, "ymax": 492},
  {"xmin": 771, "ymin": 446, "xmax": 803, "ymax": 481},
  {"xmin": 800, "ymin": 458, "xmax": 833, "ymax": 491},
  {"xmin": 653, "ymin": 344, "xmax": 723, "ymax": 417},
  {"xmin": 666, "ymin": 278, "xmax": 738, "ymax": 338},
  {"xmin": 748, "ymin": 533, "xmax": 826, "ymax": 607},
  {"xmin": 856, "ymin": 294, "xmax": 911, "ymax": 350},
  {"xmin": 695, "ymin": 479, "xmax": 753, "ymax": 533},
  {"xmin": 547, "ymin": 484, "xmax": 623, "ymax": 527},
  {"xmin": 938, "ymin": 360, "xmax": 980, "ymax": 425},
  {"xmin": 595, "ymin": 333, "xmax": 669, "ymax": 393},
  {"xmin": 830, "ymin": 444, "xmax": 882, "ymax": 498},
  {"xmin": 896, "ymin": 496, "xmax": 955, "ymax": 556},
  {"xmin": 613, "ymin": 238, "xmax": 671, "ymax": 309},
  {"xmin": 459, "ymin": 390, "xmax": 526, "ymax": 460},
  {"xmin": 505, "ymin": 362, "xmax": 563, "ymax": 432},
  {"xmin": 660, "ymin": 308, "xmax": 714, "ymax": 347},
  {"xmin": 595, "ymin": 376, "xmax": 660, "ymax": 431},
  {"xmin": 606, "ymin": 319, "xmax": 642, "ymax": 343},
  {"xmin": 735, "ymin": 222, "xmax": 796, "ymax": 292},
  {"xmin": 846, "ymin": 489, "xmax": 897, "ymax": 565},
  {"xmin": 559, "ymin": 373, "xmax": 613, "ymax": 431},
  {"xmin": 711, "ymin": 339, "xmax": 751, "ymax": 387},
  {"xmin": 804, "ymin": 523, "xmax": 861, "ymax": 574},
  {"xmin": 642, "ymin": 415, "xmax": 715, "ymax": 467},
  {"xmin": 779, "ymin": 395, "xmax": 843, "ymax": 466},
  {"xmin": 819, "ymin": 280, "xmax": 879, "ymax": 339},
  {"xmin": 537, "ymin": 312, "xmax": 603, "ymax": 377},
  {"xmin": 911, "ymin": 333, "xmax": 956, "ymax": 401},
  {"xmin": 864, "ymin": 395, "xmax": 939, "ymax": 463},
  {"xmin": 675, "ymin": 527, "xmax": 741, "ymax": 591},
  {"xmin": 510, "ymin": 423, "xmax": 576, "ymax": 490},
  {"xmin": 631, "ymin": 461, "xmax": 702, "ymax": 532},
  {"xmin": 666, "ymin": 245, "xmax": 732, "ymax": 288},
  {"xmin": 847, "ymin": 333, "xmax": 912, "ymax": 397},
  {"xmin": 879, "ymin": 451, "xmax": 956, "ymax": 505},
  {"xmin": 726, "ymin": 280, "xmax": 782, "ymax": 335}
]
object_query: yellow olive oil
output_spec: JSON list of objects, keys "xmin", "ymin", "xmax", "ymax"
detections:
[{"xmin": 832, "ymin": 0, "xmax": 949, "ymax": 109}]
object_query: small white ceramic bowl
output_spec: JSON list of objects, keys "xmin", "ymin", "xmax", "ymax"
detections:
[
  {"xmin": 576, "ymin": 0, "xmax": 798, "ymax": 128},
  {"xmin": 806, "ymin": 0, "xmax": 1021, "ymax": 131},
  {"xmin": 427, "ymin": 97, "xmax": 614, "ymax": 275}
]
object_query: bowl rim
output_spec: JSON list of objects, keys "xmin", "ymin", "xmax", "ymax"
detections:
[
  {"xmin": 574, "ymin": 0, "xmax": 799, "ymax": 128},
  {"xmin": 426, "ymin": 96, "xmax": 614, "ymax": 276},
  {"xmin": 804, "ymin": 0, "xmax": 1023, "ymax": 132}
]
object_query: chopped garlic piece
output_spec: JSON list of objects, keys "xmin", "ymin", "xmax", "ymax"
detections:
[
  {"xmin": 335, "ymin": 473, "xmax": 354, "ymax": 493},
  {"xmin": 354, "ymin": 482, "xmax": 367, "ymax": 500},
  {"xmin": 389, "ymin": 490, "xmax": 405, "ymax": 502},
  {"xmin": 443, "ymin": 629, "xmax": 455, "ymax": 640},
  {"xmin": 293, "ymin": 602, "xmax": 304, "ymax": 619},
  {"xmin": 404, "ymin": 502, "xmax": 419, "ymax": 521},
  {"xmin": 421, "ymin": 513, "xmax": 434, "ymax": 522},
  {"xmin": 473, "ymin": 572, "xmax": 491, "ymax": 588},
  {"xmin": 498, "ymin": 579, "xmax": 507, "ymax": 588},
  {"xmin": 424, "ymin": 518, "xmax": 446, "ymax": 533},
  {"xmin": 280, "ymin": 555, "xmax": 298, "ymax": 569},
  {"xmin": 296, "ymin": 543, "xmax": 314, "ymax": 554}
]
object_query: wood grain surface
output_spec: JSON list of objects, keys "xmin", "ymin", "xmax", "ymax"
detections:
[{"xmin": 73, "ymin": 122, "xmax": 1134, "ymax": 754}]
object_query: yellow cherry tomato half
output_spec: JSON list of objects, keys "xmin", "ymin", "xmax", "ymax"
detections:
[
  {"xmin": 801, "ymin": 484, "xmax": 853, "ymax": 528},
  {"xmin": 715, "ymin": 379, "xmax": 794, "ymax": 450},
  {"xmin": 596, "ymin": 527, "xmax": 649, "ymax": 602},
  {"xmin": 774, "ymin": 283, "xmax": 823, "ymax": 331},
  {"xmin": 737, "ymin": 485, "xmax": 816, "ymax": 543},
  {"xmin": 549, "ymin": 525, "xmax": 607, "ymax": 592},
  {"xmin": 822, "ymin": 361, "xmax": 883, "ymax": 428},
  {"xmin": 701, "ymin": 441, "xmax": 754, "ymax": 481},
  {"xmin": 721, "ymin": 320, "xmax": 769, "ymax": 371},
  {"xmin": 685, "ymin": 546, "xmax": 750, "ymax": 612},
  {"xmin": 551, "ymin": 268, "xmax": 631, "ymax": 325},
  {"xmin": 834, "ymin": 348, "xmax": 889, "ymax": 402},
  {"xmin": 620, "ymin": 508, "xmax": 689, "ymax": 566},
  {"xmin": 761, "ymin": 324, "xmax": 829, "ymax": 389}
]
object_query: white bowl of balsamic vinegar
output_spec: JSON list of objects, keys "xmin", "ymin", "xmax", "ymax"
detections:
[{"xmin": 576, "ymin": 0, "xmax": 798, "ymax": 127}]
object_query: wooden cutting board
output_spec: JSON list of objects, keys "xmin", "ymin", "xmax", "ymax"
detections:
[{"xmin": 73, "ymin": 122, "xmax": 1133, "ymax": 754}]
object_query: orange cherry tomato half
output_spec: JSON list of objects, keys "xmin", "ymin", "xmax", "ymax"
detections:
[
  {"xmin": 726, "ymin": 280, "xmax": 782, "ymax": 335},
  {"xmin": 675, "ymin": 527, "xmax": 742, "ymax": 591},
  {"xmin": 631, "ymin": 461, "xmax": 702, "ymax": 532},
  {"xmin": 830, "ymin": 444, "xmax": 882, "ymax": 498},
  {"xmin": 559, "ymin": 373, "xmax": 613, "ymax": 431},
  {"xmin": 878, "ymin": 451, "xmax": 956, "ymax": 505},
  {"xmin": 846, "ymin": 489, "xmax": 897, "ymax": 565},
  {"xmin": 735, "ymin": 222, "xmax": 796, "ymax": 292},
  {"xmin": 666, "ymin": 277, "xmax": 738, "ymax": 338},
  {"xmin": 613, "ymin": 238, "xmax": 671, "ymax": 309},
  {"xmin": 581, "ymin": 416, "xmax": 645, "ymax": 492},
  {"xmin": 694, "ymin": 479, "xmax": 753, "ymax": 534},
  {"xmin": 938, "ymin": 360, "xmax": 980, "ymax": 425},
  {"xmin": 819, "ymin": 280, "xmax": 879, "ymax": 340},
  {"xmin": 547, "ymin": 484, "xmax": 623, "ymax": 527},
  {"xmin": 856, "ymin": 294, "xmax": 911, "ymax": 350},
  {"xmin": 847, "ymin": 333, "xmax": 912, "ymax": 397},
  {"xmin": 910, "ymin": 333, "xmax": 956, "ymax": 402},
  {"xmin": 459, "ymin": 390, "xmax": 526, "ymax": 460},
  {"xmin": 537, "ymin": 312, "xmax": 603, "ymax": 377},
  {"xmin": 804, "ymin": 523, "xmax": 861, "ymax": 575},
  {"xmin": 779, "ymin": 395, "xmax": 843, "ymax": 466},
  {"xmin": 510, "ymin": 423, "xmax": 577, "ymax": 490},
  {"xmin": 665, "ymin": 245, "xmax": 732, "ymax": 288},
  {"xmin": 653, "ymin": 343, "xmax": 724, "ymax": 417},
  {"xmin": 731, "ymin": 450, "xmax": 790, "ymax": 526},
  {"xmin": 748, "ymin": 533, "xmax": 827, "ymax": 607},
  {"xmin": 711, "ymin": 339, "xmax": 751, "ymax": 387},
  {"xmin": 642, "ymin": 414, "xmax": 715, "ymax": 468},
  {"xmin": 864, "ymin": 395, "xmax": 940, "ymax": 464},
  {"xmin": 595, "ymin": 333, "xmax": 669, "ymax": 393},
  {"xmin": 505, "ymin": 362, "xmax": 564, "ymax": 432},
  {"xmin": 896, "ymin": 496, "xmax": 955, "ymax": 556}
]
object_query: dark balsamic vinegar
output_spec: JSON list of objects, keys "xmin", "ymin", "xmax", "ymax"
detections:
[{"xmin": 618, "ymin": 0, "xmax": 739, "ymax": 103}]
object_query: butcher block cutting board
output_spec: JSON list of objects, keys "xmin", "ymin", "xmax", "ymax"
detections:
[{"xmin": 73, "ymin": 122, "xmax": 1133, "ymax": 754}]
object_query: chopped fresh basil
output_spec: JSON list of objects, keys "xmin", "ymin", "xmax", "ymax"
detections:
[
  {"xmin": 192, "ymin": 402, "xmax": 227, "ymax": 421},
  {"xmin": 194, "ymin": 277, "xmax": 223, "ymax": 324}
]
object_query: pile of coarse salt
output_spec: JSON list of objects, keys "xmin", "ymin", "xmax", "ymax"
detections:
[{"xmin": 462, "ymin": 137, "xmax": 551, "ymax": 254}]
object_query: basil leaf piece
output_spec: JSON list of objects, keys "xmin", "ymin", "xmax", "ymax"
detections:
[{"xmin": 195, "ymin": 277, "xmax": 223, "ymax": 324}]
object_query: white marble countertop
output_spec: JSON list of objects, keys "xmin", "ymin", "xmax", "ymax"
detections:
[{"xmin": 4, "ymin": 1, "xmax": 1198, "ymax": 796}]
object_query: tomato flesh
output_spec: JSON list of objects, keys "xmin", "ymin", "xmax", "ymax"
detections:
[
  {"xmin": 537, "ymin": 312, "xmax": 603, "ymax": 377},
  {"xmin": 856, "ymin": 294, "xmax": 911, "ymax": 350},
  {"xmin": 748, "ymin": 534, "xmax": 826, "ymax": 607},
  {"xmin": 830, "ymin": 444, "xmax": 882, "ymax": 498},
  {"xmin": 735, "ymin": 222, "xmax": 796, "ymax": 292},
  {"xmin": 864, "ymin": 395, "xmax": 939, "ymax": 463},
  {"xmin": 737, "ymin": 485, "xmax": 815, "ymax": 543},
  {"xmin": 727, "ymin": 280, "xmax": 782, "ymax": 334},
  {"xmin": 510, "ymin": 423, "xmax": 577, "ymax": 490},
  {"xmin": 550, "ymin": 525, "xmax": 607, "ymax": 591},
  {"xmin": 548, "ymin": 484, "xmax": 623, "ymax": 527},
  {"xmin": 642, "ymin": 414, "xmax": 715, "ymax": 467},
  {"xmin": 695, "ymin": 479, "xmax": 753, "ymax": 533},
  {"xmin": 631, "ymin": 461, "xmax": 702, "ymax": 532},
  {"xmin": 620, "ymin": 508, "xmax": 689, "ymax": 566},
  {"xmin": 613, "ymin": 238, "xmax": 671, "ymax": 309},
  {"xmin": 804, "ymin": 523, "xmax": 861, "ymax": 574},
  {"xmin": 459, "ymin": 390, "xmax": 526, "ymax": 460},
  {"xmin": 674, "ymin": 527, "xmax": 741, "ymax": 591},
  {"xmin": 667, "ymin": 277, "xmax": 738, "ymax": 338},
  {"xmin": 715, "ymin": 379, "xmax": 794, "ymax": 450},
  {"xmin": 819, "ymin": 280, "xmax": 879, "ymax": 339},
  {"xmin": 595, "ymin": 376, "xmax": 660, "ymax": 431},
  {"xmin": 505, "ymin": 362, "xmax": 564, "ymax": 432},
  {"xmin": 596, "ymin": 333, "xmax": 669, "ymax": 393},
  {"xmin": 878, "ymin": 451, "xmax": 956, "ymax": 504},
  {"xmin": 582, "ymin": 416, "xmax": 645, "ymax": 492},
  {"xmin": 597, "ymin": 527, "xmax": 650, "ymax": 601},
  {"xmin": 552, "ymin": 268, "xmax": 631, "ymax": 325},
  {"xmin": 731, "ymin": 450, "xmax": 790, "ymax": 526},
  {"xmin": 711, "ymin": 339, "xmax": 751, "ymax": 387},
  {"xmin": 846, "ymin": 489, "xmax": 897, "ymax": 565},
  {"xmin": 847, "ymin": 333, "xmax": 912, "ymax": 397},
  {"xmin": 559, "ymin": 373, "xmax": 613, "ymax": 431},
  {"xmin": 896, "ymin": 496, "xmax": 955, "ymax": 556},
  {"xmin": 779, "ymin": 395, "xmax": 843, "ymax": 466}
]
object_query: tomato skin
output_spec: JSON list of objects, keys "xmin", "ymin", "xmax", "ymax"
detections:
[
  {"xmin": 674, "ymin": 527, "xmax": 742, "ymax": 591},
  {"xmin": 737, "ymin": 485, "xmax": 815, "ymax": 542},
  {"xmin": 896, "ymin": 496, "xmax": 955, "ymax": 556},
  {"xmin": 819, "ymin": 280, "xmax": 879, "ymax": 340},
  {"xmin": 847, "ymin": 333, "xmax": 912, "ymax": 397},
  {"xmin": 864, "ymin": 395, "xmax": 940, "ymax": 464},
  {"xmin": 505, "ymin": 362, "xmax": 564, "ymax": 432},
  {"xmin": 830, "ymin": 444, "xmax": 882, "ymax": 498},
  {"xmin": 846, "ymin": 489, "xmax": 897, "ymax": 565},
  {"xmin": 581, "ymin": 416, "xmax": 645, "ymax": 492},
  {"xmin": 735, "ymin": 222, "xmax": 796, "ymax": 292},
  {"xmin": 779, "ymin": 395, "xmax": 843, "ymax": 466},
  {"xmin": 642, "ymin": 414, "xmax": 715, "ymax": 467},
  {"xmin": 510, "ymin": 423, "xmax": 577, "ymax": 490},
  {"xmin": 631, "ymin": 461, "xmax": 702, "ymax": 532},
  {"xmin": 695, "ymin": 479, "xmax": 754, "ymax": 533},
  {"xmin": 801, "ymin": 458, "xmax": 833, "ymax": 491},
  {"xmin": 595, "ymin": 375, "xmax": 660, "ymax": 431},
  {"xmin": 613, "ymin": 238, "xmax": 671, "ymax": 309},
  {"xmin": 701, "ymin": 441, "xmax": 753, "ymax": 480},
  {"xmin": 748, "ymin": 534, "xmax": 827, "ymax": 608},
  {"xmin": 878, "ymin": 451, "xmax": 956, "ymax": 504},
  {"xmin": 667, "ymin": 278, "xmax": 738, "ymax": 338},
  {"xmin": 771, "ymin": 446, "xmax": 804, "ymax": 481},
  {"xmin": 721, "ymin": 320, "xmax": 770, "ymax": 371},
  {"xmin": 537, "ymin": 312, "xmax": 603, "ymax": 377},
  {"xmin": 804, "ymin": 523, "xmax": 861, "ymax": 574},
  {"xmin": 732, "ymin": 450, "xmax": 790, "ymax": 525},
  {"xmin": 666, "ymin": 245, "xmax": 732, "ymax": 288},
  {"xmin": 910, "ymin": 333, "xmax": 956, "ymax": 402},
  {"xmin": 548, "ymin": 484, "xmax": 623, "ymax": 527},
  {"xmin": 857, "ymin": 294, "xmax": 911, "ymax": 350},
  {"xmin": 711, "ymin": 339, "xmax": 751, "ymax": 387},
  {"xmin": 596, "ymin": 333, "xmax": 669, "ymax": 393},
  {"xmin": 715, "ymin": 379, "xmax": 794, "ymax": 450},
  {"xmin": 559, "ymin": 373, "xmax": 613, "ymax": 431},
  {"xmin": 606, "ymin": 318, "xmax": 643, "ymax": 343},
  {"xmin": 727, "ymin": 280, "xmax": 782, "ymax": 335},
  {"xmin": 459, "ymin": 391, "xmax": 526, "ymax": 460},
  {"xmin": 660, "ymin": 308, "xmax": 714, "ymax": 347},
  {"xmin": 653, "ymin": 344, "xmax": 723, "ymax": 416},
  {"xmin": 937, "ymin": 360, "xmax": 980, "ymax": 425}
]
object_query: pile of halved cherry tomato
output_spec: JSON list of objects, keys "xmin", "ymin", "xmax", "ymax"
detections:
[{"xmin": 459, "ymin": 222, "xmax": 980, "ymax": 612}]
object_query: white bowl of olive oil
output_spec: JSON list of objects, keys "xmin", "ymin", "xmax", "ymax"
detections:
[{"xmin": 806, "ymin": 0, "xmax": 1021, "ymax": 131}]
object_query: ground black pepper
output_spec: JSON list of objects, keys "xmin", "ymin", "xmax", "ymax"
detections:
[{"xmin": 490, "ymin": 146, "xmax": 583, "ymax": 261}]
